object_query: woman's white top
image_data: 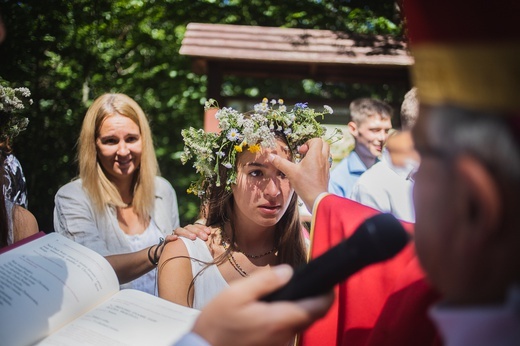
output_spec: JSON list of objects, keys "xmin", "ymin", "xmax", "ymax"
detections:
[
  {"xmin": 124, "ymin": 219, "xmax": 164, "ymax": 295},
  {"xmin": 54, "ymin": 176, "xmax": 180, "ymax": 294}
]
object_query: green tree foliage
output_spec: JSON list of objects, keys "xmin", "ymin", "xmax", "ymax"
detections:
[{"xmin": 0, "ymin": 0, "xmax": 405, "ymax": 231}]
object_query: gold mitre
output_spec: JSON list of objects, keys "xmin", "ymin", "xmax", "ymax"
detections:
[{"xmin": 402, "ymin": 0, "xmax": 520, "ymax": 114}]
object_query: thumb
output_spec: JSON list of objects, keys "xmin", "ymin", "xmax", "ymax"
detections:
[{"xmin": 268, "ymin": 153, "xmax": 296, "ymax": 178}]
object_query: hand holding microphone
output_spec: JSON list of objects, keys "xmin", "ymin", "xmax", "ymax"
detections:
[{"xmin": 261, "ymin": 213, "xmax": 410, "ymax": 302}]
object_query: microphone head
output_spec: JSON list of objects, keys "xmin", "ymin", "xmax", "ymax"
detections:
[{"xmin": 357, "ymin": 213, "xmax": 411, "ymax": 263}]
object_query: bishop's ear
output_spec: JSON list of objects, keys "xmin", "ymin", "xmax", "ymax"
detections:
[{"xmin": 455, "ymin": 155, "xmax": 502, "ymax": 239}]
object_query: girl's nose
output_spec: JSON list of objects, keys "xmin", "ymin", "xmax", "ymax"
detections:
[{"xmin": 264, "ymin": 177, "xmax": 281, "ymax": 197}]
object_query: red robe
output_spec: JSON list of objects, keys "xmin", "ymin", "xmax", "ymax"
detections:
[{"xmin": 299, "ymin": 194, "xmax": 441, "ymax": 346}]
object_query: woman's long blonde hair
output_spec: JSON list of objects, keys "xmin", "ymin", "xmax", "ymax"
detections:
[{"xmin": 78, "ymin": 93, "xmax": 158, "ymax": 221}]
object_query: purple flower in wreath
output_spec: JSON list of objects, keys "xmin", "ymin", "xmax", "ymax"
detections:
[{"xmin": 294, "ymin": 102, "xmax": 308, "ymax": 109}]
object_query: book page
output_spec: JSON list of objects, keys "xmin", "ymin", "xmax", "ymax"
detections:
[
  {"xmin": 0, "ymin": 233, "xmax": 119, "ymax": 346},
  {"xmin": 37, "ymin": 289, "xmax": 200, "ymax": 346}
]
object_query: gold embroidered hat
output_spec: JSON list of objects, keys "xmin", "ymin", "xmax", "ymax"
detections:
[{"xmin": 402, "ymin": 0, "xmax": 520, "ymax": 114}]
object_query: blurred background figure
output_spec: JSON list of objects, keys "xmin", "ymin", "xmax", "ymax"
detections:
[
  {"xmin": 403, "ymin": 0, "xmax": 520, "ymax": 344},
  {"xmin": 0, "ymin": 13, "xmax": 38, "ymax": 248},
  {"xmin": 329, "ymin": 98, "xmax": 393, "ymax": 198},
  {"xmin": 351, "ymin": 88, "xmax": 419, "ymax": 222}
]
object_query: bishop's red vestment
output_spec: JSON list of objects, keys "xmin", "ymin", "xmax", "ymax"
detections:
[{"xmin": 299, "ymin": 194, "xmax": 441, "ymax": 346}]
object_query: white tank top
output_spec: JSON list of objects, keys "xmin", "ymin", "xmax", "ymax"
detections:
[{"xmin": 180, "ymin": 237, "xmax": 229, "ymax": 310}]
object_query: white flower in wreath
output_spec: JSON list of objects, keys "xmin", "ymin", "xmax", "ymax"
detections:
[{"xmin": 226, "ymin": 128, "xmax": 241, "ymax": 142}]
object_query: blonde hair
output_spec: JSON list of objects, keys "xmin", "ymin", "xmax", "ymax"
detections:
[{"xmin": 78, "ymin": 93, "xmax": 158, "ymax": 221}]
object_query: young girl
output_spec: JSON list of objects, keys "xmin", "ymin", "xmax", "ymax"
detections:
[{"xmin": 158, "ymin": 98, "xmax": 338, "ymax": 309}]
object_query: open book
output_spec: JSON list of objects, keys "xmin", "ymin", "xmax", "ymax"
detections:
[{"xmin": 0, "ymin": 232, "xmax": 200, "ymax": 346}]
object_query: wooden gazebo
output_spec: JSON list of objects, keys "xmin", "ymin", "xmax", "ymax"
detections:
[{"xmin": 179, "ymin": 23, "xmax": 413, "ymax": 131}]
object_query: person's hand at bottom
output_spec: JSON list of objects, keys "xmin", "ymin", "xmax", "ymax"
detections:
[{"xmin": 191, "ymin": 264, "xmax": 334, "ymax": 346}]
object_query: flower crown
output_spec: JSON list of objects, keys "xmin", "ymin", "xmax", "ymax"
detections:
[
  {"xmin": 181, "ymin": 98, "xmax": 341, "ymax": 198},
  {"xmin": 0, "ymin": 85, "xmax": 33, "ymax": 142}
]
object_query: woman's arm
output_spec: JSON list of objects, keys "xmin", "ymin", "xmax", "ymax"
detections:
[
  {"xmin": 105, "ymin": 234, "xmax": 177, "ymax": 284},
  {"xmin": 12, "ymin": 205, "xmax": 38, "ymax": 243},
  {"xmin": 157, "ymin": 239, "xmax": 194, "ymax": 307}
]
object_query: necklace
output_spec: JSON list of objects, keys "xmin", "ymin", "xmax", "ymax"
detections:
[
  {"xmin": 220, "ymin": 231, "xmax": 248, "ymax": 277},
  {"xmin": 220, "ymin": 229, "xmax": 277, "ymax": 259},
  {"xmin": 227, "ymin": 252, "xmax": 249, "ymax": 277}
]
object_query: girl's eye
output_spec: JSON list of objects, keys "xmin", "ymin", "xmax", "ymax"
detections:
[
  {"xmin": 249, "ymin": 170, "xmax": 263, "ymax": 177},
  {"xmin": 126, "ymin": 136, "xmax": 138, "ymax": 143},
  {"xmin": 279, "ymin": 171, "xmax": 287, "ymax": 179}
]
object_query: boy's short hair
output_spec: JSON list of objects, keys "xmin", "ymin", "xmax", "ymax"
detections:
[{"xmin": 349, "ymin": 98, "xmax": 393, "ymax": 126}]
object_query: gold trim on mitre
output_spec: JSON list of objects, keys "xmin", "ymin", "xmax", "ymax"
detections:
[{"xmin": 411, "ymin": 43, "xmax": 520, "ymax": 112}]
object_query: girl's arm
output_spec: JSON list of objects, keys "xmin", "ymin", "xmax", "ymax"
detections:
[{"xmin": 158, "ymin": 239, "xmax": 194, "ymax": 307}]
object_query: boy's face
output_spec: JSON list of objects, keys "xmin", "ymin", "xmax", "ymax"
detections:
[{"xmin": 349, "ymin": 115, "xmax": 392, "ymax": 158}]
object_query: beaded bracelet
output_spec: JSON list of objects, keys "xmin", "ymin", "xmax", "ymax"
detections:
[{"xmin": 147, "ymin": 237, "xmax": 165, "ymax": 266}]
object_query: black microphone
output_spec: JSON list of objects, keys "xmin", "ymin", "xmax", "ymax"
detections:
[{"xmin": 261, "ymin": 213, "xmax": 410, "ymax": 302}]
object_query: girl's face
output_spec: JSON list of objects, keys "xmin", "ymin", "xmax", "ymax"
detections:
[
  {"xmin": 96, "ymin": 114, "xmax": 142, "ymax": 184},
  {"xmin": 231, "ymin": 139, "xmax": 295, "ymax": 230}
]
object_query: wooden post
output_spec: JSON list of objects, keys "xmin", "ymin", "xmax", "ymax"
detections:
[
  {"xmin": 205, "ymin": 61, "xmax": 223, "ymax": 133},
  {"xmin": 204, "ymin": 107, "xmax": 220, "ymax": 133}
]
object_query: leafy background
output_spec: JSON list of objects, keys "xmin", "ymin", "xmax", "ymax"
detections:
[{"xmin": 0, "ymin": 0, "xmax": 406, "ymax": 232}]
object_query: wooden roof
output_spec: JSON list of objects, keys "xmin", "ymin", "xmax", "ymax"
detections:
[{"xmin": 180, "ymin": 23, "xmax": 413, "ymax": 84}]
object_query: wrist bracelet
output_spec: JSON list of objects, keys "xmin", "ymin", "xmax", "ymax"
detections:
[
  {"xmin": 147, "ymin": 245, "xmax": 157, "ymax": 266},
  {"xmin": 150, "ymin": 237, "xmax": 165, "ymax": 266}
]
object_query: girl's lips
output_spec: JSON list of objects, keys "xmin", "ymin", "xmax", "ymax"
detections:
[{"xmin": 258, "ymin": 205, "xmax": 280, "ymax": 215}]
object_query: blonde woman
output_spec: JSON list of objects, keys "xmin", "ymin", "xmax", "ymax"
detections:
[{"xmin": 54, "ymin": 93, "xmax": 179, "ymax": 294}]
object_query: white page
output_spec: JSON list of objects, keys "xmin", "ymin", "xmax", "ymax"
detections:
[
  {"xmin": 37, "ymin": 289, "xmax": 200, "ymax": 346},
  {"xmin": 0, "ymin": 233, "xmax": 119, "ymax": 346}
]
